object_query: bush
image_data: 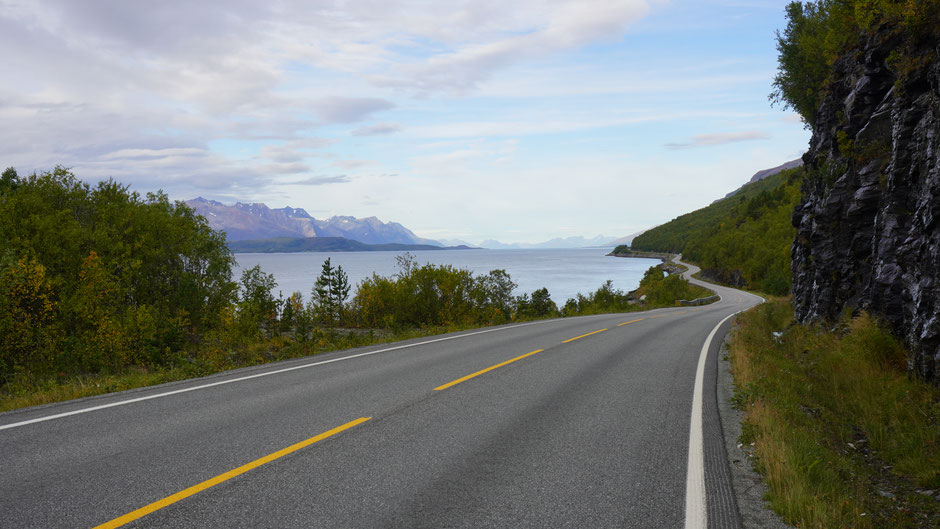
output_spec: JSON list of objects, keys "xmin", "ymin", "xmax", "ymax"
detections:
[{"xmin": 0, "ymin": 167, "xmax": 236, "ymax": 379}]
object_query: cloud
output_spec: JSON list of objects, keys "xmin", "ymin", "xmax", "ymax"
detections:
[
  {"xmin": 665, "ymin": 131, "xmax": 771, "ymax": 149},
  {"xmin": 331, "ymin": 159, "xmax": 373, "ymax": 169},
  {"xmin": 311, "ymin": 97, "xmax": 395, "ymax": 124},
  {"xmin": 288, "ymin": 174, "xmax": 351, "ymax": 186},
  {"xmin": 259, "ymin": 138, "xmax": 335, "ymax": 164},
  {"xmin": 0, "ymin": 0, "xmax": 659, "ymax": 203},
  {"xmin": 100, "ymin": 148, "xmax": 207, "ymax": 161},
  {"xmin": 371, "ymin": 1, "xmax": 653, "ymax": 92},
  {"xmin": 351, "ymin": 123, "xmax": 402, "ymax": 136}
]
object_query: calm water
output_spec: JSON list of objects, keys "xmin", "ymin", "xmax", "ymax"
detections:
[{"xmin": 233, "ymin": 248, "xmax": 659, "ymax": 304}]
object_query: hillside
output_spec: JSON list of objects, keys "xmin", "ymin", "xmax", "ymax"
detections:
[{"xmin": 631, "ymin": 167, "xmax": 801, "ymax": 295}]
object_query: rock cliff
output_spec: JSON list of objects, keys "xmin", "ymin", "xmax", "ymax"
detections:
[{"xmin": 791, "ymin": 26, "xmax": 940, "ymax": 381}]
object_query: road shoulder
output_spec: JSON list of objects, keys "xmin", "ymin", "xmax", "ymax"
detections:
[{"xmin": 716, "ymin": 334, "xmax": 794, "ymax": 529}]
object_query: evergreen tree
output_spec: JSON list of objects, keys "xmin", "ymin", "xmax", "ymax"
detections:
[
  {"xmin": 330, "ymin": 264, "xmax": 350, "ymax": 325},
  {"xmin": 311, "ymin": 258, "xmax": 350, "ymax": 326}
]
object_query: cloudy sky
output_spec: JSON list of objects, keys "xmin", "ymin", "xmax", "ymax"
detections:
[{"xmin": 1, "ymin": 0, "xmax": 808, "ymax": 244}]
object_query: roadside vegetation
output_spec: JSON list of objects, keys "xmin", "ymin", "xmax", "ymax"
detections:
[
  {"xmin": 0, "ymin": 167, "xmax": 707, "ymax": 412},
  {"xmin": 729, "ymin": 299, "xmax": 939, "ymax": 528},
  {"xmin": 771, "ymin": 0, "xmax": 940, "ymax": 127},
  {"xmin": 720, "ymin": 5, "xmax": 940, "ymax": 526}
]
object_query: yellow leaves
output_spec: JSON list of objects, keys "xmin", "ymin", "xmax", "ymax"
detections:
[{"xmin": 0, "ymin": 252, "xmax": 59, "ymax": 373}]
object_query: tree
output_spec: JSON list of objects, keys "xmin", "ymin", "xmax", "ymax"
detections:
[
  {"xmin": 330, "ymin": 264, "xmax": 350, "ymax": 325},
  {"xmin": 0, "ymin": 250, "xmax": 57, "ymax": 377},
  {"xmin": 0, "ymin": 167, "xmax": 18, "ymax": 196},
  {"xmin": 517, "ymin": 287, "xmax": 558, "ymax": 318},
  {"xmin": 473, "ymin": 269, "xmax": 517, "ymax": 322},
  {"xmin": 770, "ymin": 1, "xmax": 836, "ymax": 126},
  {"xmin": 311, "ymin": 258, "xmax": 350, "ymax": 326},
  {"xmin": 237, "ymin": 265, "xmax": 279, "ymax": 339}
]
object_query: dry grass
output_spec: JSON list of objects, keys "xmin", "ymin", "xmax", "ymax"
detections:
[{"xmin": 729, "ymin": 299, "xmax": 939, "ymax": 528}]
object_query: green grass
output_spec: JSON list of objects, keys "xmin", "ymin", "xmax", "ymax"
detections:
[{"xmin": 729, "ymin": 299, "xmax": 940, "ymax": 528}]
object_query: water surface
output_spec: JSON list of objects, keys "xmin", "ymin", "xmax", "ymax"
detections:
[{"xmin": 233, "ymin": 248, "xmax": 659, "ymax": 304}]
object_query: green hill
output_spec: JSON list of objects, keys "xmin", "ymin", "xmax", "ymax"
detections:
[{"xmin": 631, "ymin": 167, "xmax": 801, "ymax": 295}]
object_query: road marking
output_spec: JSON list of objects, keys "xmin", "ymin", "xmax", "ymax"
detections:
[
  {"xmin": 648, "ymin": 314, "xmax": 669, "ymax": 319},
  {"xmin": 92, "ymin": 417, "xmax": 370, "ymax": 529},
  {"xmin": 617, "ymin": 318, "xmax": 643, "ymax": 326},
  {"xmin": 435, "ymin": 349, "xmax": 544, "ymax": 390},
  {"xmin": 684, "ymin": 312, "xmax": 737, "ymax": 529},
  {"xmin": 0, "ymin": 320, "xmax": 558, "ymax": 431},
  {"xmin": 562, "ymin": 328, "xmax": 608, "ymax": 343}
]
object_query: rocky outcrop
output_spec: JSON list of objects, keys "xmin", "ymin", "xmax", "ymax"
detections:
[{"xmin": 791, "ymin": 26, "xmax": 940, "ymax": 381}]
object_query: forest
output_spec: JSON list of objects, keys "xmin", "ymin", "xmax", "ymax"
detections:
[{"xmin": 631, "ymin": 167, "xmax": 802, "ymax": 295}]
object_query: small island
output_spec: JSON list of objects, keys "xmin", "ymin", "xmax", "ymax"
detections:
[{"xmin": 606, "ymin": 245, "xmax": 674, "ymax": 260}]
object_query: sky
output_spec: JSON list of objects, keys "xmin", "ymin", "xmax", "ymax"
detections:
[{"xmin": 0, "ymin": 0, "xmax": 809, "ymax": 245}]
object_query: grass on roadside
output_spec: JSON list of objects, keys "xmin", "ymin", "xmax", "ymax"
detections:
[
  {"xmin": 0, "ymin": 324, "xmax": 467, "ymax": 413},
  {"xmin": 729, "ymin": 299, "xmax": 939, "ymax": 528}
]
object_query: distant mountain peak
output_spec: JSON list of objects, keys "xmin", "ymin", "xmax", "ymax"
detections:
[
  {"xmin": 715, "ymin": 158, "xmax": 805, "ymax": 203},
  {"xmin": 748, "ymin": 158, "xmax": 803, "ymax": 183},
  {"xmin": 480, "ymin": 235, "xmax": 616, "ymax": 249},
  {"xmin": 185, "ymin": 198, "xmax": 441, "ymax": 247},
  {"xmin": 189, "ymin": 196, "xmax": 225, "ymax": 207}
]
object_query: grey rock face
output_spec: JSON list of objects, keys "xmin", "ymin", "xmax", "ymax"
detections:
[{"xmin": 792, "ymin": 29, "xmax": 940, "ymax": 382}]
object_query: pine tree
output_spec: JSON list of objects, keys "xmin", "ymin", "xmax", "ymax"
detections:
[
  {"xmin": 329, "ymin": 265, "xmax": 350, "ymax": 325},
  {"xmin": 312, "ymin": 258, "xmax": 336, "ymax": 326}
]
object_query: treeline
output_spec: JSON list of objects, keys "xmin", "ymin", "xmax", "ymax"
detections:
[
  {"xmin": 772, "ymin": 0, "xmax": 940, "ymax": 126},
  {"xmin": 0, "ymin": 167, "xmax": 235, "ymax": 379},
  {"xmin": 631, "ymin": 168, "xmax": 802, "ymax": 295},
  {"xmin": 1, "ymin": 168, "xmax": 707, "ymax": 397},
  {"xmin": 230, "ymin": 255, "xmax": 707, "ymax": 338},
  {"xmin": 255, "ymin": 254, "xmax": 557, "ymax": 336}
]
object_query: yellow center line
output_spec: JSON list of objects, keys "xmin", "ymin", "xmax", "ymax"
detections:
[
  {"xmin": 617, "ymin": 318, "xmax": 644, "ymax": 327},
  {"xmin": 434, "ymin": 349, "xmax": 544, "ymax": 391},
  {"xmin": 93, "ymin": 417, "xmax": 371, "ymax": 529},
  {"xmin": 648, "ymin": 314, "xmax": 670, "ymax": 319},
  {"xmin": 562, "ymin": 328, "xmax": 608, "ymax": 343}
]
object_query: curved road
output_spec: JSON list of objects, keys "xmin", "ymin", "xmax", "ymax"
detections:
[{"xmin": 0, "ymin": 260, "xmax": 762, "ymax": 528}]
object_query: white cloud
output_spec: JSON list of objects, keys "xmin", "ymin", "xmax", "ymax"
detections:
[
  {"xmin": 665, "ymin": 131, "xmax": 771, "ymax": 149},
  {"xmin": 351, "ymin": 123, "xmax": 402, "ymax": 136},
  {"xmin": 370, "ymin": 0, "xmax": 652, "ymax": 92},
  {"xmin": 288, "ymin": 175, "xmax": 351, "ymax": 186}
]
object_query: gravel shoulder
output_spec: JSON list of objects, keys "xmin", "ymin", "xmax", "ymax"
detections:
[{"xmin": 717, "ymin": 334, "xmax": 794, "ymax": 529}]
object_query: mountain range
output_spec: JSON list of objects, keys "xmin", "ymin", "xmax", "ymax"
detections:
[
  {"xmin": 477, "ymin": 235, "xmax": 617, "ymax": 249},
  {"xmin": 185, "ymin": 198, "xmax": 441, "ymax": 246},
  {"xmin": 187, "ymin": 197, "xmax": 632, "ymax": 249}
]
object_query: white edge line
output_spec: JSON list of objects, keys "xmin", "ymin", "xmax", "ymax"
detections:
[
  {"xmin": 683, "ymin": 290, "xmax": 763, "ymax": 529},
  {"xmin": 684, "ymin": 310, "xmax": 739, "ymax": 529},
  {"xmin": 0, "ymin": 319, "xmax": 556, "ymax": 431}
]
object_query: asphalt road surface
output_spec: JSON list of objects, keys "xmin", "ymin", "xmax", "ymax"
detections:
[{"xmin": 0, "ymin": 260, "xmax": 763, "ymax": 528}]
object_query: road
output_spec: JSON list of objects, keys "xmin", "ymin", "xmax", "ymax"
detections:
[{"xmin": 0, "ymin": 260, "xmax": 763, "ymax": 528}]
